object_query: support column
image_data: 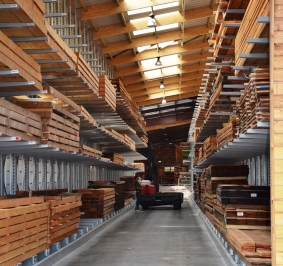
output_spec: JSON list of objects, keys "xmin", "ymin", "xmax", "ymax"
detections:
[{"xmin": 271, "ymin": 1, "xmax": 283, "ymax": 263}]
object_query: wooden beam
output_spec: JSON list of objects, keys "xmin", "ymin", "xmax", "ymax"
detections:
[
  {"xmin": 101, "ymin": 38, "xmax": 107, "ymax": 47},
  {"xmin": 126, "ymin": 71, "xmax": 205, "ymax": 91},
  {"xmin": 120, "ymin": 13, "xmax": 127, "ymax": 26},
  {"xmin": 110, "ymin": 40, "xmax": 209, "ymax": 66},
  {"xmin": 146, "ymin": 120, "xmax": 192, "ymax": 131},
  {"xmin": 129, "ymin": 81, "xmax": 202, "ymax": 97},
  {"xmin": 115, "ymin": 52, "xmax": 211, "ymax": 76},
  {"xmin": 102, "ymin": 25, "xmax": 210, "ymax": 54},
  {"xmin": 82, "ymin": 0, "xmax": 177, "ymax": 20},
  {"xmin": 94, "ymin": 6, "xmax": 217, "ymax": 39},
  {"xmin": 132, "ymin": 86, "xmax": 200, "ymax": 101},
  {"xmin": 79, "ymin": 0, "xmax": 88, "ymax": 11},
  {"xmin": 122, "ymin": 62, "xmax": 207, "ymax": 85},
  {"xmin": 135, "ymin": 92, "xmax": 198, "ymax": 107}
]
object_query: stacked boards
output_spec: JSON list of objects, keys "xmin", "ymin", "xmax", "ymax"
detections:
[
  {"xmin": 103, "ymin": 152, "xmax": 124, "ymax": 165},
  {"xmin": 14, "ymin": 102, "xmax": 80, "ymax": 152},
  {"xmin": 0, "ymin": 197, "xmax": 49, "ymax": 266},
  {"xmin": 73, "ymin": 188, "xmax": 115, "ymax": 218}
]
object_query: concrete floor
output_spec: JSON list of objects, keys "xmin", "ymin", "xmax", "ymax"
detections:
[{"xmin": 54, "ymin": 187, "xmax": 233, "ymax": 266}]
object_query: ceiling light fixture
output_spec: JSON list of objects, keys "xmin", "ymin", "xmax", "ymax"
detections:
[
  {"xmin": 148, "ymin": 12, "xmax": 156, "ymax": 28},
  {"xmin": 159, "ymin": 80, "xmax": 165, "ymax": 89},
  {"xmin": 155, "ymin": 57, "xmax": 162, "ymax": 66},
  {"xmin": 162, "ymin": 97, "xmax": 166, "ymax": 104}
]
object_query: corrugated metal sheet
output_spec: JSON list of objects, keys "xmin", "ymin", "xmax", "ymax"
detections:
[
  {"xmin": 94, "ymin": 14, "xmax": 123, "ymax": 27},
  {"xmin": 185, "ymin": 0, "xmax": 212, "ymax": 10},
  {"xmin": 74, "ymin": 0, "xmax": 114, "ymax": 8},
  {"xmin": 184, "ymin": 17, "xmax": 209, "ymax": 28},
  {"xmin": 118, "ymin": 61, "xmax": 137, "ymax": 68},
  {"xmin": 104, "ymin": 33, "xmax": 129, "ymax": 43},
  {"xmin": 112, "ymin": 49, "xmax": 133, "ymax": 58}
]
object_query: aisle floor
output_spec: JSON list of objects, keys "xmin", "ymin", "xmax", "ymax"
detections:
[{"xmin": 55, "ymin": 187, "xmax": 232, "ymax": 266}]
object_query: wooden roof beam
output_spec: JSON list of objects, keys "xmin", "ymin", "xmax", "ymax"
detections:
[
  {"xmin": 146, "ymin": 120, "xmax": 192, "ymax": 131},
  {"xmin": 122, "ymin": 62, "xmax": 207, "ymax": 85},
  {"xmin": 102, "ymin": 25, "xmax": 210, "ymax": 54},
  {"xmin": 126, "ymin": 71, "xmax": 205, "ymax": 91},
  {"xmin": 82, "ymin": 0, "xmax": 178, "ymax": 20},
  {"xmin": 115, "ymin": 52, "xmax": 211, "ymax": 76},
  {"xmin": 94, "ymin": 6, "xmax": 217, "ymax": 39},
  {"xmin": 135, "ymin": 92, "xmax": 199, "ymax": 107},
  {"xmin": 110, "ymin": 39, "xmax": 208, "ymax": 66}
]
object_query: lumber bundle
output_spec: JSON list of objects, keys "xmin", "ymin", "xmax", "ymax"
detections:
[
  {"xmin": 99, "ymin": 75, "xmax": 116, "ymax": 111},
  {"xmin": 0, "ymin": 31, "xmax": 43, "ymax": 93},
  {"xmin": 14, "ymin": 102, "xmax": 80, "ymax": 153},
  {"xmin": 73, "ymin": 188, "xmax": 115, "ymax": 218},
  {"xmin": 193, "ymin": 149, "xmax": 199, "ymax": 166},
  {"xmin": 111, "ymin": 79, "xmax": 146, "ymax": 135},
  {"xmin": 102, "ymin": 152, "xmax": 124, "ymax": 165},
  {"xmin": 16, "ymin": 189, "xmax": 68, "ymax": 197},
  {"xmin": 235, "ymin": 0, "xmax": 270, "ymax": 71},
  {"xmin": 235, "ymin": 68, "xmax": 270, "ymax": 134},
  {"xmin": 202, "ymin": 136, "xmax": 217, "ymax": 158},
  {"xmin": 79, "ymin": 106, "xmax": 98, "ymax": 128},
  {"xmin": 0, "ymin": 98, "xmax": 42, "ymax": 142},
  {"xmin": 120, "ymin": 176, "xmax": 135, "ymax": 191},
  {"xmin": 45, "ymin": 195, "xmax": 81, "ymax": 246},
  {"xmin": 154, "ymin": 144, "xmax": 183, "ymax": 165},
  {"xmin": 216, "ymin": 120, "xmax": 238, "ymax": 149},
  {"xmin": 226, "ymin": 229, "xmax": 271, "ymax": 264},
  {"xmin": 88, "ymin": 181, "xmax": 126, "ymax": 211},
  {"xmin": 0, "ymin": 197, "xmax": 49, "ymax": 266},
  {"xmin": 139, "ymin": 135, "xmax": 148, "ymax": 144},
  {"xmin": 198, "ymin": 146, "xmax": 204, "ymax": 163},
  {"xmin": 215, "ymin": 185, "xmax": 270, "ymax": 228},
  {"xmin": 74, "ymin": 52, "xmax": 99, "ymax": 96},
  {"xmin": 80, "ymin": 144, "xmax": 102, "ymax": 158},
  {"xmin": 122, "ymin": 133, "xmax": 136, "ymax": 150}
]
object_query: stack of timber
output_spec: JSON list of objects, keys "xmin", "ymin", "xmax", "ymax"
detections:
[
  {"xmin": 202, "ymin": 136, "xmax": 217, "ymax": 158},
  {"xmin": 88, "ymin": 181, "xmax": 125, "ymax": 211},
  {"xmin": 73, "ymin": 188, "xmax": 115, "ymax": 218},
  {"xmin": 79, "ymin": 144, "xmax": 102, "ymax": 158},
  {"xmin": 122, "ymin": 133, "xmax": 136, "ymax": 150},
  {"xmin": 79, "ymin": 106, "xmax": 98, "ymax": 128},
  {"xmin": 16, "ymin": 189, "xmax": 68, "ymax": 197},
  {"xmin": 0, "ymin": 99, "xmax": 42, "ymax": 142},
  {"xmin": 216, "ymin": 120, "xmax": 238, "ymax": 149},
  {"xmin": 154, "ymin": 144, "xmax": 183, "ymax": 166},
  {"xmin": 194, "ymin": 149, "xmax": 199, "ymax": 166},
  {"xmin": 226, "ymin": 229, "xmax": 271, "ymax": 265},
  {"xmin": 45, "ymin": 195, "xmax": 81, "ymax": 246},
  {"xmin": 120, "ymin": 176, "xmax": 135, "ymax": 191},
  {"xmin": 14, "ymin": 102, "xmax": 80, "ymax": 153},
  {"xmin": 215, "ymin": 185, "xmax": 270, "ymax": 230},
  {"xmin": 102, "ymin": 152, "xmax": 124, "ymax": 165},
  {"xmin": 99, "ymin": 74, "xmax": 116, "ymax": 111},
  {"xmin": 234, "ymin": 0, "xmax": 270, "ymax": 72},
  {"xmin": 0, "ymin": 31, "xmax": 43, "ymax": 93},
  {"xmin": 235, "ymin": 68, "xmax": 269, "ymax": 134},
  {"xmin": 107, "ymin": 128, "xmax": 126, "ymax": 143},
  {"xmin": 198, "ymin": 146, "xmax": 204, "ymax": 163},
  {"xmin": 0, "ymin": 197, "xmax": 49, "ymax": 266},
  {"xmin": 139, "ymin": 135, "xmax": 148, "ymax": 144},
  {"xmin": 111, "ymin": 79, "xmax": 146, "ymax": 135},
  {"xmin": 74, "ymin": 52, "xmax": 99, "ymax": 98}
]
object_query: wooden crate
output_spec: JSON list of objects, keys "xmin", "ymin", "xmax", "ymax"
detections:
[{"xmin": 0, "ymin": 197, "xmax": 49, "ymax": 266}]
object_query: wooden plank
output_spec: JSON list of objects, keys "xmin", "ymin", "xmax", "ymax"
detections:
[{"xmin": 0, "ymin": 196, "xmax": 44, "ymax": 208}]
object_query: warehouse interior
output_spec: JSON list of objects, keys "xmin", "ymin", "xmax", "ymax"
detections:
[{"xmin": 0, "ymin": 0, "xmax": 278, "ymax": 265}]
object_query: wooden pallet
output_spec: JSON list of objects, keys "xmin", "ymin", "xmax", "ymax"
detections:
[{"xmin": 0, "ymin": 197, "xmax": 49, "ymax": 266}]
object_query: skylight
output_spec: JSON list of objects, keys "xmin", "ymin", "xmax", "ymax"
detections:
[
  {"xmin": 127, "ymin": 2, "xmax": 179, "ymax": 16},
  {"xmin": 133, "ymin": 23, "xmax": 178, "ymax": 36}
]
